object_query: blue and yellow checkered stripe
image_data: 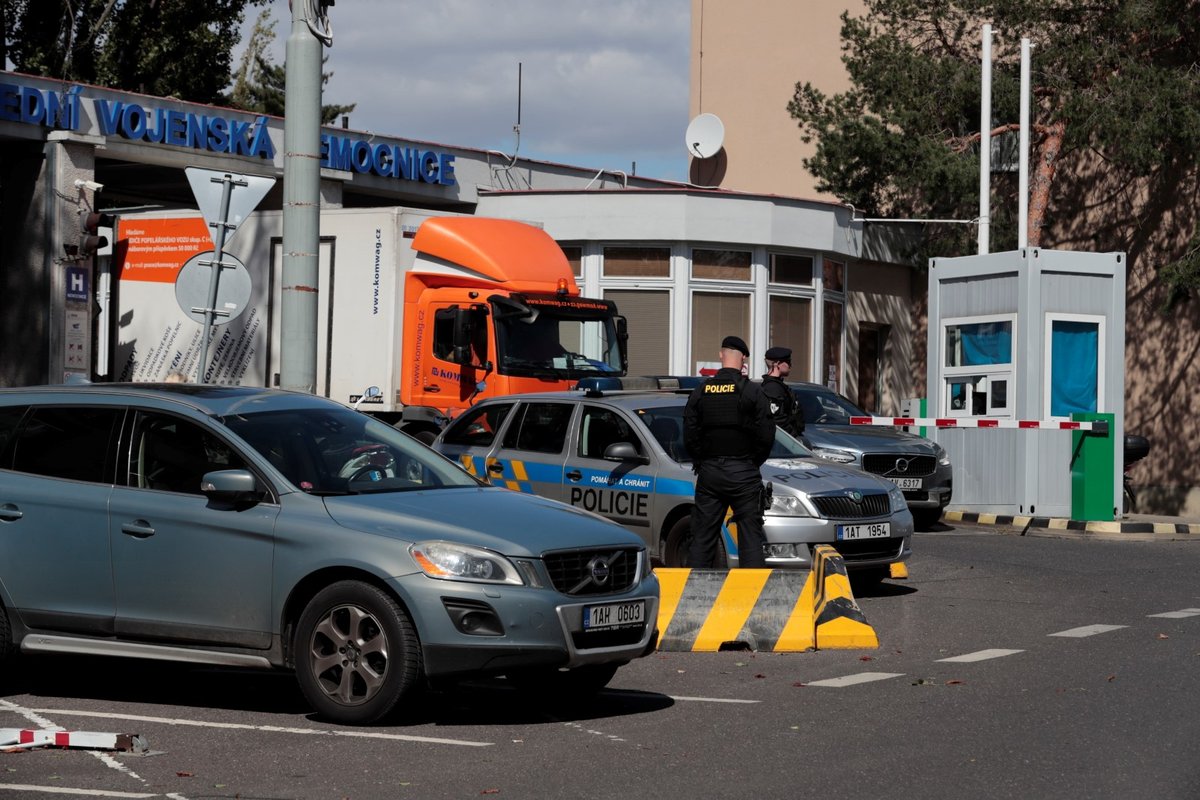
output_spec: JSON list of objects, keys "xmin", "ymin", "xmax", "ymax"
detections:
[{"xmin": 458, "ymin": 454, "xmax": 553, "ymax": 494}]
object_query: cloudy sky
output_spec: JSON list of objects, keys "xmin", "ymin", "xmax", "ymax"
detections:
[{"xmin": 241, "ymin": 0, "xmax": 692, "ymax": 181}]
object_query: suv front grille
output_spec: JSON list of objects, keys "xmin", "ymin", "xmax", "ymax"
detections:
[
  {"xmin": 811, "ymin": 493, "xmax": 891, "ymax": 519},
  {"xmin": 544, "ymin": 548, "xmax": 640, "ymax": 596},
  {"xmin": 862, "ymin": 453, "xmax": 936, "ymax": 478}
]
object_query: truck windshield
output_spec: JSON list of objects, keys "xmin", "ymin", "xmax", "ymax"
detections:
[{"xmin": 492, "ymin": 294, "xmax": 623, "ymax": 378}]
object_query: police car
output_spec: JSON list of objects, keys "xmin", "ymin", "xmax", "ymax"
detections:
[{"xmin": 432, "ymin": 377, "xmax": 914, "ymax": 577}]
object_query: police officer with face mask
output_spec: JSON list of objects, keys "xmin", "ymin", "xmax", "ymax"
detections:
[{"xmin": 683, "ymin": 335, "xmax": 775, "ymax": 568}]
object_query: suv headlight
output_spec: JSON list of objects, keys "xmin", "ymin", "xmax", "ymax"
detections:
[
  {"xmin": 410, "ymin": 542, "xmax": 525, "ymax": 585},
  {"xmin": 934, "ymin": 442, "xmax": 951, "ymax": 467},
  {"xmin": 811, "ymin": 447, "xmax": 856, "ymax": 464},
  {"xmin": 768, "ymin": 493, "xmax": 814, "ymax": 517},
  {"xmin": 887, "ymin": 483, "xmax": 908, "ymax": 512}
]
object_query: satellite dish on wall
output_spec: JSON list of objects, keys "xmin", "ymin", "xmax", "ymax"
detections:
[{"xmin": 686, "ymin": 113, "xmax": 725, "ymax": 159}]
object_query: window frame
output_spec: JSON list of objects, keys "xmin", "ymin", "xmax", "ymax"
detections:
[
  {"xmin": 1043, "ymin": 312, "xmax": 1105, "ymax": 420},
  {"xmin": 940, "ymin": 313, "xmax": 1017, "ymax": 418}
]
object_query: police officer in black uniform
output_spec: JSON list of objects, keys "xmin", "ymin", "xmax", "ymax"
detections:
[
  {"xmin": 683, "ymin": 335, "xmax": 775, "ymax": 568},
  {"xmin": 760, "ymin": 345, "xmax": 803, "ymax": 438}
]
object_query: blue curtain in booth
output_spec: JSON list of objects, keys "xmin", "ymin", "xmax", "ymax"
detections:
[
  {"xmin": 960, "ymin": 322, "xmax": 1012, "ymax": 366},
  {"xmin": 1050, "ymin": 320, "xmax": 1098, "ymax": 416}
]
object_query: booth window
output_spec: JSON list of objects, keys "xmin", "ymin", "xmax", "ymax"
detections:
[
  {"xmin": 942, "ymin": 315, "xmax": 1015, "ymax": 417},
  {"xmin": 1044, "ymin": 314, "xmax": 1103, "ymax": 418}
]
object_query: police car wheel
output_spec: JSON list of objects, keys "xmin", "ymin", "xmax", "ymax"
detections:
[
  {"xmin": 295, "ymin": 581, "xmax": 423, "ymax": 725},
  {"xmin": 664, "ymin": 518, "xmax": 727, "ymax": 568}
]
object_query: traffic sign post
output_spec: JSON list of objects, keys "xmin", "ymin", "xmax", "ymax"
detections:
[{"xmin": 183, "ymin": 168, "xmax": 275, "ymax": 383}]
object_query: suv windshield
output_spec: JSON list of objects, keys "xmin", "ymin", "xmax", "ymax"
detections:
[
  {"xmin": 492, "ymin": 294, "xmax": 623, "ymax": 378},
  {"xmin": 794, "ymin": 386, "xmax": 867, "ymax": 425},
  {"xmin": 223, "ymin": 407, "xmax": 479, "ymax": 495},
  {"xmin": 635, "ymin": 404, "xmax": 812, "ymax": 464}
]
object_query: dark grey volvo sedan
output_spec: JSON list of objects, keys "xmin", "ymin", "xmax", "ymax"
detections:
[{"xmin": 0, "ymin": 384, "xmax": 658, "ymax": 724}]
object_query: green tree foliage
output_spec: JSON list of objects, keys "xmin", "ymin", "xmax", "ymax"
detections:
[
  {"xmin": 3, "ymin": 0, "xmax": 270, "ymax": 105},
  {"xmin": 228, "ymin": 10, "xmax": 355, "ymax": 125},
  {"xmin": 789, "ymin": 0, "xmax": 1200, "ymax": 294}
]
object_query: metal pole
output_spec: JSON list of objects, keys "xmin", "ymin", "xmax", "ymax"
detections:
[
  {"xmin": 280, "ymin": 1, "xmax": 324, "ymax": 393},
  {"xmin": 1018, "ymin": 37, "xmax": 1031, "ymax": 249},
  {"xmin": 196, "ymin": 174, "xmax": 243, "ymax": 383},
  {"xmin": 978, "ymin": 24, "xmax": 992, "ymax": 255}
]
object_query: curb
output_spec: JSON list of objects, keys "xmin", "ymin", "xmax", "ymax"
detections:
[{"xmin": 944, "ymin": 510, "xmax": 1200, "ymax": 538}]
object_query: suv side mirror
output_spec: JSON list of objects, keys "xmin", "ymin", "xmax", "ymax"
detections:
[
  {"xmin": 603, "ymin": 441, "xmax": 649, "ymax": 465},
  {"xmin": 201, "ymin": 469, "xmax": 263, "ymax": 504}
]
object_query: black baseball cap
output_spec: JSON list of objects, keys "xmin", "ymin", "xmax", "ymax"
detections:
[{"xmin": 720, "ymin": 335, "xmax": 749, "ymax": 356}]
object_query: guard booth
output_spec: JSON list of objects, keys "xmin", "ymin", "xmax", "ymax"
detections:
[{"xmin": 926, "ymin": 249, "xmax": 1126, "ymax": 519}]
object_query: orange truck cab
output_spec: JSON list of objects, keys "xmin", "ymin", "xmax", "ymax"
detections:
[{"xmin": 400, "ymin": 217, "xmax": 628, "ymax": 441}]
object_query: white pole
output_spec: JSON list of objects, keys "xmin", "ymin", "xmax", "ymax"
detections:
[
  {"xmin": 978, "ymin": 24, "xmax": 992, "ymax": 255},
  {"xmin": 1018, "ymin": 37, "xmax": 1031, "ymax": 249}
]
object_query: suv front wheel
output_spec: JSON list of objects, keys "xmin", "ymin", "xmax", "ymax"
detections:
[{"xmin": 295, "ymin": 581, "xmax": 423, "ymax": 725}]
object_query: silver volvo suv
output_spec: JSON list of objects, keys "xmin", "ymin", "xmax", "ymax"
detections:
[{"xmin": 0, "ymin": 383, "xmax": 658, "ymax": 724}]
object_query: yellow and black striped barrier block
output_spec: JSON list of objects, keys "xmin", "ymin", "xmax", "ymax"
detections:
[
  {"xmin": 654, "ymin": 568, "xmax": 817, "ymax": 652},
  {"xmin": 812, "ymin": 544, "xmax": 879, "ymax": 649}
]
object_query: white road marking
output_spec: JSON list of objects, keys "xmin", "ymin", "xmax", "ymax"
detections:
[
  {"xmin": 0, "ymin": 785, "xmax": 157, "ymax": 798},
  {"xmin": 936, "ymin": 649, "xmax": 1024, "ymax": 663},
  {"xmin": 1148, "ymin": 608, "xmax": 1200, "ymax": 619},
  {"xmin": 802, "ymin": 672, "xmax": 904, "ymax": 687},
  {"xmin": 25, "ymin": 708, "xmax": 492, "ymax": 747},
  {"xmin": 1048, "ymin": 624, "xmax": 1128, "ymax": 638},
  {"xmin": 667, "ymin": 696, "xmax": 761, "ymax": 704}
]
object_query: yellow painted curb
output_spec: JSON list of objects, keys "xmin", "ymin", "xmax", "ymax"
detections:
[{"xmin": 812, "ymin": 545, "xmax": 879, "ymax": 649}]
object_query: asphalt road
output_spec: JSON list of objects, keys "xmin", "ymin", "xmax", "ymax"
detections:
[{"xmin": 2, "ymin": 522, "xmax": 1199, "ymax": 800}]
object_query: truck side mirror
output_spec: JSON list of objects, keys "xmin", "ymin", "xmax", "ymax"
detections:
[{"xmin": 450, "ymin": 307, "xmax": 474, "ymax": 365}]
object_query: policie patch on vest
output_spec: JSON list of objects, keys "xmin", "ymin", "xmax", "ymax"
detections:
[{"xmin": 704, "ymin": 384, "xmax": 738, "ymax": 393}]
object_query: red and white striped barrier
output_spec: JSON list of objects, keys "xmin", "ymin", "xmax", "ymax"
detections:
[
  {"xmin": 849, "ymin": 416, "xmax": 1109, "ymax": 432},
  {"xmin": 0, "ymin": 728, "xmax": 148, "ymax": 753}
]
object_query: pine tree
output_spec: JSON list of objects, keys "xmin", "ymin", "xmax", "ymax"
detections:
[{"xmin": 788, "ymin": 0, "xmax": 1200, "ymax": 299}]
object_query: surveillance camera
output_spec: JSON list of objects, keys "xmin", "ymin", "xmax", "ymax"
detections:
[{"xmin": 74, "ymin": 179, "xmax": 104, "ymax": 192}]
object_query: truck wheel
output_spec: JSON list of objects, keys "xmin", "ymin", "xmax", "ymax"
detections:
[
  {"xmin": 507, "ymin": 663, "xmax": 619, "ymax": 696},
  {"xmin": 664, "ymin": 518, "xmax": 727, "ymax": 568},
  {"xmin": 295, "ymin": 581, "xmax": 422, "ymax": 725},
  {"xmin": 406, "ymin": 428, "xmax": 438, "ymax": 446}
]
